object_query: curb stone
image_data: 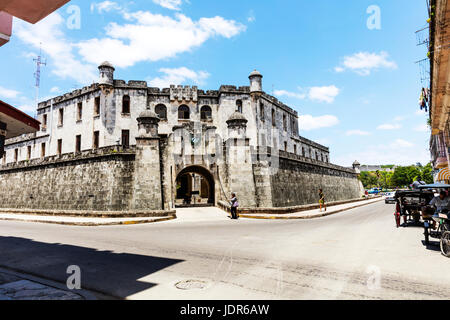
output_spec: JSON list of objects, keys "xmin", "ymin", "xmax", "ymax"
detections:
[
  {"xmin": 0, "ymin": 215, "xmax": 177, "ymax": 227},
  {"xmin": 238, "ymin": 198, "xmax": 384, "ymax": 220}
]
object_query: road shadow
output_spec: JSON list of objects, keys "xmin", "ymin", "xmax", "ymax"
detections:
[
  {"xmin": 0, "ymin": 236, "xmax": 183, "ymax": 299},
  {"xmin": 421, "ymin": 240, "xmax": 441, "ymax": 252}
]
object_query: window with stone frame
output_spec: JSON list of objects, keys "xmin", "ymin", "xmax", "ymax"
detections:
[
  {"xmin": 178, "ymin": 105, "xmax": 190, "ymax": 120},
  {"xmin": 77, "ymin": 102, "xmax": 82, "ymax": 121},
  {"xmin": 272, "ymin": 109, "xmax": 276, "ymax": 127},
  {"xmin": 58, "ymin": 108, "xmax": 64, "ymax": 127},
  {"xmin": 42, "ymin": 114, "xmax": 48, "ymax": 130},
  {"xmin": 236, "ymin": 100, "xmax": 243, "ymax": 113},
  {"xmin": 57, "ymin": 139, "xmax": 62, "ymax": 156},
  {"xmin": 260, "ymin": 102, "xmax": 265, "ymax": 121},
  {"xmin": 294, "ymin": 144, "xmax": 297, "ymax": 155},
  {"xmin": 94, "ymin": 97, "xmax": 100, "ymax": 116},
  {"xmin": 302, "ymin": 147, "xmax": 305, "ymax": 157},
  {"xmin": 27, "ymin": 146, "xmax": 31, "ymax": 160},
  {"xmin": 283, "ymin": 114, "xmax": 287, "ymax": 131},
  {"xmin": 200, "ymin": 105, "xmax": 212, "ymax": 121},
  {"xmin": 14, "ymin": 148, "xmax": 18, "ymax": 162},
  {"xmin": 41, "ymin": 143, "xmax": 46, "ymax": 158},
  {"xmin": 75, "ymin": 135, "xmax": 81, "ymax": 153},
  {"xmin": 122, "ymin": 130, "xmax": 130, "ymax": 148},
  {"xmin": 155, "ymin": 104, "xmax": 167, "ymax": 120},
  {"xmin": 284, "ymin": 141, "xmax": 288, "ymax": 152},
  {"xmin": 93, "ymin": 131, "xmax": 99, "ymax": 149},
  {"xmin": 122, "ymin": 95, "xmax": 130, "ymax": 114}
]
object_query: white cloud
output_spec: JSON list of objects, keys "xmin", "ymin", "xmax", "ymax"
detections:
[
  {"xmin": 274, "ymin": 90, "xmax": 306, "ymax": 100},
  {"xmin": 390, "ymin": 139, "xmax": 414, "ymax": 148},
  {"xmin": 50, "ymin": 86, "xmax": 60, "ymax": 93},
  {"xmin": 247, "ymin": 10, "xmax": 256, "ymax": 23},
  {"xmin": 17, "ymin": 104, "xmax": 36, "ymax": 114},
  {"xmin": 394, "ymin": 116, "xmax": 406, "ymax": 121},
  {"xmin": 333, "ymin": 140, "xmax": 429, "ymax": 167},
  {"xmin": 90, "ymin": 1, "xmax": 122, "ymax": 14},
  {"xmin": 414, "ymin": 123, "xmax": 429, "ymax": 132},
  {"xmin": 377, "ymin": 123, "xmax": 402, "ymax": 130},
  {"xmin": 0, "ymin": 86, "xmax": 20, "ymax": 99},
  {"xmin": 335, "ymin": 51, "xmax": 397, "ymax": 76},
  {"xmin": 14, "ymin": 10, "xmax": 245, "ymax": 84},
  {"xmin": 149, "ymin": 67, "xmax": 210, "ymax": 88},
  {"xmin": 416, "ymin": 109, "xmax": 427, "ymax": 116},
  {"xmin": 299, "ymin": 115, "xmax": 339, "ymax": 131},
  {"xmin": 308, "ymin": 85, "xmax": 340, "ymax": 103},
  {"xmin": 153, "ymin": 0, "xmax": 183, "ymax": 11},
  {"xmin": 275, "ymin": 85, "xmax": 339, "ymax": 103},
  {"xmin": 14, "ymin": 13, "xmax": 98, "ymax": 84},
  {"xmin": 346, "ymin": 130, "xmax": 371, "ymax": 136},
  {"xmin": 77, "ymin": 12, "xmax": 246, "ymax": 68}
]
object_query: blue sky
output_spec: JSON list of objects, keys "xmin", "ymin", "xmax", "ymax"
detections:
[{"xmin": 0, "ymin": 0, "xmax": 431, "ymax": 166}]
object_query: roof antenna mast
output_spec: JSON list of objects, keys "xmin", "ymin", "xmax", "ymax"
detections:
[{"xmin": 33, "ymin": 43, "xmax": 46, "ymax": 118}]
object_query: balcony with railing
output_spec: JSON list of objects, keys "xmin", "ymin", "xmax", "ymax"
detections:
[{"xmin": 430, "ymin": 132, "xmax": 448, "ymax": 169}]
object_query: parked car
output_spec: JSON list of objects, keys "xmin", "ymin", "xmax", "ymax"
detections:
[
  {"xmin": 368, "ymin": 188, "xmax": 382, "ymax": 195},
  {"xmin": 385, "ymin": 191, "xmax": 396, "ymax": 204}
]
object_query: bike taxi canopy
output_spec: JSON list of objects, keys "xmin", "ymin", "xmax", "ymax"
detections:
[{"xmin": 418, "ymin": 183, "xmax": 450, "ymax": 189}]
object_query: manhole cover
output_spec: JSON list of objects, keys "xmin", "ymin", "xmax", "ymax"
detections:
[{"xmin": 175, "ymin": 280, "xmax": 207, "ymax": 290}]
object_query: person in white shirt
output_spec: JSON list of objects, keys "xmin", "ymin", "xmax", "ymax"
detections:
[{"xmin": 429, "ymin": 191, "xmax": 450, "ymax": 213}]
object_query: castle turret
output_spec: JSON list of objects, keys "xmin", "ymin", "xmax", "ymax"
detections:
[
  {"xmin": 249, "ymin": 70, "xmax": 263, "ymax": 94},
  {"xmin": 352, "ymin": 160, "xmax": 361, "ymax": 174},
  {"xmin": 98, "ymin": 61, "xmax": 115, "ymax": 86},
  {"xmin": 226, "ymin": 111, "xmax": 248, "ymax": 139},
  {"xmin": 132, "ymin": 109, "xmax": 163, "ymax": 210},
  {"xmin": 225, "ymin": 111, "xmax": 256, "ymax": 207}
]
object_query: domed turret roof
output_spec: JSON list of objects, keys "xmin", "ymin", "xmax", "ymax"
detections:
[
  {"xmin": 138, "ymin": 109, "xmax": 159, "ymax": 119},
  {"xmin": 98, "ymin": 61, "xmax": 115, "ymax": 70},
  {"xmin": 227, "ymin": 111, "xmax": 248, "ymax": 123},
  {"xmin": 249, "ymin": 69, "xmax": 262, "ymax": 78}
]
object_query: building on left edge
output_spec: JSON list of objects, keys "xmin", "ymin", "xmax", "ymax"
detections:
[{"xmin": 0, "ymin": 100, "xmax": 41, "ymax": 158}]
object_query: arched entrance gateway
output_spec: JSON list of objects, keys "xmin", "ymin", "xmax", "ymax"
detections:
[{"xmin": 175, "ymin": 166, "xmax": 216, "ymax": 207}]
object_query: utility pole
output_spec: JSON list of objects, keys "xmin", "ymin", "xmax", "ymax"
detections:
[{"xmin": 33, "ymin": 44, "xmax": 46, "ymax": 118}]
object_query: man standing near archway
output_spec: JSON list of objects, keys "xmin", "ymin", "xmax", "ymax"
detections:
[{"xmin": 230, "ymin": 193, "xmax": 239, "ymax": 219}]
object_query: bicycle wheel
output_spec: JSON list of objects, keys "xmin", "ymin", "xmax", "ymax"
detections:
[{"xmin": 440, "ymin": 231, "xmax": 450, "ymax": 258}]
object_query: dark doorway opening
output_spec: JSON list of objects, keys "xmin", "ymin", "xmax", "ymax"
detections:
[{"xmin": 175, "ymin": 166, "xmax": 215, "ymax": 208}]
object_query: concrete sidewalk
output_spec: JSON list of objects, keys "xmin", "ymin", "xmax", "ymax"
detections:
[
  {"xmin": 0, "ymin": 213, "xmax": 176, "ymax": 226},
  {"xmin": 0, "ymin": 268, "xmax": 86, "ymax": 300},
  {"xmin": 239, "ymin": 197, "xmax": 384, "ymax": 220}
]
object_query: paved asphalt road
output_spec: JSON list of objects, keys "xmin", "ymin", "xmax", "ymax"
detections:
[{"xmin": 0, "ymin": 201, "xmax": 449, "ymax": 300}]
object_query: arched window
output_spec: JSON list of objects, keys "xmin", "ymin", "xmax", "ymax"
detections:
[
  {"xmin": 155, "ymin": 104, "xmax": 167, "ymax": 120},
  {"xmin": 236, "ymin": 100, "xmax": 243, "ymax": 113},
  {"xmin": 178, "ymin": 105, "xmax": 190, "ymax": 120},
  {"xmin": 201, "ymin": 106, "xmax": 212, "ymax": 121},
  {"xmin": 122, "ymin": 95, "xmax": 130, "ymax": 114}
]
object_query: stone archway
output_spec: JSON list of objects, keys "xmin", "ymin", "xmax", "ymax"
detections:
[{"xmin": 175, "ymin": 165, "xmax": 215, "ymax": 207}]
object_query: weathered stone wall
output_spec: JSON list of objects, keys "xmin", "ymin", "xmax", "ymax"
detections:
[
  {"xmin": 269, "ymin": 152, "xmax": 363, "ymax": 207},
  {"xmin": 0, "ymin": 147, "xmax": 135, "ymax": 211}
]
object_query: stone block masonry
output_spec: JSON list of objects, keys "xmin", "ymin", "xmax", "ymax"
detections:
[
  {"xmin": 0, "ymin": 147, "xmax": 136, "ymax": 211},
  {"xmin": 268, "ymin": 153, "xmax": 364, "ymax": 207}
]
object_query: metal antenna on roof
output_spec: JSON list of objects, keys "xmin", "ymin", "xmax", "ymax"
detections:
[{"xmin": 33, "ymin": 43, "xmax": 46, "ymax": 118}]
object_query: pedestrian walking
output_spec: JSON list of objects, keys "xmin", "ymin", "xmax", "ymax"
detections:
[
  {"xmin": 230, "ymin": 193, "xmax": 239, "ymax": 219},
  {"xmin": 319, "ymin": 189, "xmax": 326, "ymax": 212}
]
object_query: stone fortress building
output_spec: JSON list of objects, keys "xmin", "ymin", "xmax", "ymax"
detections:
[{"xmin": 0, "ymin": 62, "xmax": 364, "ymax": 212}]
